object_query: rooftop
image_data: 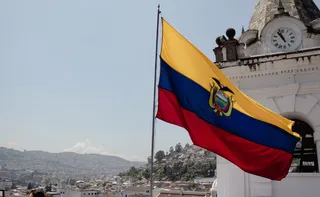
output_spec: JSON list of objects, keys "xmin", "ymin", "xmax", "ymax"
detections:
[{"xmin": 157, "ymin": 190, "xmax": 207, "ymax": 197}]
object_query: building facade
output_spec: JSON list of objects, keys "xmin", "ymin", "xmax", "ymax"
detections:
[
  {"xmin": 59, "ymin": 189, "xmax": 101, "ymax": 197},
  {"xmin": 213, "ymin": 1, "xmax": 320, "ymax": 197}
]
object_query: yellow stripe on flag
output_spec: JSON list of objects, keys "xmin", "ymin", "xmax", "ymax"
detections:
[{"xmin": 160, "ymin": 18, "xmax": 300, "ymax": 138}]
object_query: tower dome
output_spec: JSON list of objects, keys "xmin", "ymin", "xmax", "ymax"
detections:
[{"xmin": 249, "ymin": 0, "xmax": 320, "ymax": 33}]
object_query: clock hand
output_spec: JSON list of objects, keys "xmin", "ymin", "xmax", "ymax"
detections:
[{"xmin": 277, "ymin": 31, "xmax": 286, "ymax": 42}]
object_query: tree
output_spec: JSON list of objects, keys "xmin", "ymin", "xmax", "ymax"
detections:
[
  {"xmin": 184, "ymin": 143, "xmax": 190, "ymax": 149},
  {"xmin": 69, "ymin": 179, "xmax": 76, "ymax": 186},
  {"xmin": 45, "ymin": 185, "xmax": 52, "ymax": 192},
  {"xmin": 44, "ymin": 177, "xmax": 51, "ymax": 186},
  {"xmin": 175, "ymin": 143, "xmax": 183, "ymax": 153},
  {"xmin": 11, "ymin": 183, "xmax": 17, "ymax": 190},
  {"xmin": 169, "ymin": 146, "xmax": 174, "ymax": 155},
  {"xmin": 147, "ymin": 156, "xmax": 152, "ymax": 164},
  {"xmin": 27, "ymin": 182, "xmax": 33, "ymax": 190},
  {"xmin": 129, "ymin": 166, "xmax": 137, "ymax": 173},
  {"xmin": 142, "ymin": 168, "xmax": 150, "ymax": 179},
  {"xmin": 126, "ymin": 166, "xmax": 141, "ymax": 179},
  {"xmin": 155, "ymin": 150, "xmax": 165, "ymax": 162},
  {"xmin": 171, "ymin": 161, "xmax": 184, "ymax": 180}
]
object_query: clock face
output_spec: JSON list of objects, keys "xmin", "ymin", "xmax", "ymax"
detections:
[{"xmin": 271, "ymin": 27, "xmax": 301, "ymax": 52}]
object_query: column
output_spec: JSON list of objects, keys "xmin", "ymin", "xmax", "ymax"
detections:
[
  {"xmin": 216, "ymin": 156, "xmax": 246, "ymax": 197},
  {"xmin": 314, "ymin": 130, "xmax": 320, "ymax": 171}
]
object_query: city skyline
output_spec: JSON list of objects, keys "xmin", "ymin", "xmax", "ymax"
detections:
[{"xmin": 1, "ymin": 0, "xmax": 319, "ymax": 162}]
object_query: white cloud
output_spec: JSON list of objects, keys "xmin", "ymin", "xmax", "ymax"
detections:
[
  {"xmin": 63, "ymin": 139, "xmax": 144, "ymax": 161},
  {"xmin": 64, "ymin": 139, "xmax": 110, "ymax": 155},
  {"xmin": 0, "ymin": 141, "xmax": 18, "ymax": 148}
]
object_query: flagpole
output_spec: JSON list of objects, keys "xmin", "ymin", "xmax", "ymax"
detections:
[{"xmin": 150, "ymin": 4, "xmax": 161, "ymax": 197}]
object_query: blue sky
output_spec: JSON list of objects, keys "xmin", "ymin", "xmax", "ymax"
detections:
[{"xmin": 1, "ymin": 0, "xmax": 319, "ymax": 162}]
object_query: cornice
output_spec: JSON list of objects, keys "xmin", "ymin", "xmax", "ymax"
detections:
[
  {"xmin": 217, "ymin": 47, "xmax": 320, "ymax": 69},
  {"xmin": 243, "ymin": 82, "xmax": 320, "ymax": 99},
  {"xmin": 228, "ymin": 65, "xmax": 320, "ymax": 80}
]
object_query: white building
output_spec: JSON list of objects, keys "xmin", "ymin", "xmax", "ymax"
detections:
[
  {"xmin": 212, "ymin": 0, "xmax": 320, "ymax": 197},
  {"xmin": 156, "ymin": 189, "xmax": 207, "ymax": 197},
  {"xmin": 115, "ymin": 186, "xmax": 150, "ymax": 197},
  {"xmin": 195, "ymin": 177, "xmax": 216, "ymax": 186},
  {"xmin": 0, "ymin": 180, "xmax": 12, "ymax": 191}
]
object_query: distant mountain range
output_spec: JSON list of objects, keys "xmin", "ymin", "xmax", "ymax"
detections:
[{"xmin": 0, "ymin": 147, "xmax": 144, "ymax": 180}]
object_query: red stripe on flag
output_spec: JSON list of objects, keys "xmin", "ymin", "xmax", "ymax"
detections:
[{"xmin": 156, "ymin": 88, "xmax": 293, "ymax": 180}]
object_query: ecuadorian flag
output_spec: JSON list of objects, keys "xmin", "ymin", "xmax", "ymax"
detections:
[{"xmin": 156, "ymin": 19, "xmax": 301, "ymax": 181}]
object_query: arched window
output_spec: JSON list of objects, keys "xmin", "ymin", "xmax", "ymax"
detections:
[{"xmin": 290, "ymin": 119, "xmax": 318, "ymax": 173}]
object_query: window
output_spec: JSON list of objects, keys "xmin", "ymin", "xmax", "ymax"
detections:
[{"xmin": 291, "ymin": 119, "xmax": 318, "ymax": 173}]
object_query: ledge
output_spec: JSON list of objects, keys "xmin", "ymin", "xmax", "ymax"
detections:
[
  {"xmin": 242, "ymin": 82, "xmax": 320, "ymax": 99},
  {"xmin": 287, "ymin": 173, "xmax": 320, "ymax": 177},
  {"xmin": 217, "ymin": 46, "xmax": 320, "ymax": 69}
]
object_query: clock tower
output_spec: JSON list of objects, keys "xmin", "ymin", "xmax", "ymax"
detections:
[{"xmin": 212, "ymin": 1, "xmax": 320, "ymax": 197}]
